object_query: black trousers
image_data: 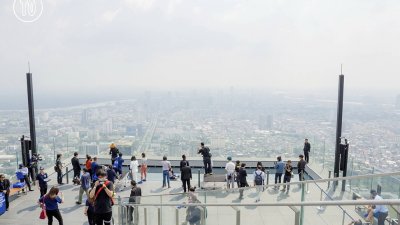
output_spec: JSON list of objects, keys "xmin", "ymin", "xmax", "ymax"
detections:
[
  {"xmin": 40, "ymin": 186, "xmax": 48, "ymax": 197},
  {"xmin": 57, "ymin": 171, "xmax": 62, "ymax": 184},
  {"xmin": 87, "ymin": 210, "xmax": 96, "ymax": 225},
  {"xmin": 19, "ymin": 175, "xmax": 32, "ymax": 190},
  {"xmin": 3, "ymin": 192, "xmax": 9, "ymax": 209},
  {"xmin": 298, "ymin": 170, "xmax": 305, "ymax": 181},
  {"xmin": 73, "ymin": 169, "xmax": 81, "ymax": 179},
  {"xmin": 203, "ymin": 157, "xmax": 212, "ymax": 174},
  {"xmin": 46, "ymin": 209, "xmax": 63, "ymax": 225},
  {"xmin": 182, "ymin": 179, "xmax": 191, "ymax": 192},
  {"xmin": 283, "ymin": 175, "xmax": 291, "ymax": 190},
  {"xmin": 95, "ymin": 212, "xmax": 112, "ymax": 225},
  {"xmin": 377, "ymin": 211, "xmax": 388, "ymax": 225},
  {"xmin": 304, "ymin": 151, "xmax": 309, "ymax": 163},
  {"xmin": 275, "ymin": 173, "xmax": 282, "ymax": 184}
]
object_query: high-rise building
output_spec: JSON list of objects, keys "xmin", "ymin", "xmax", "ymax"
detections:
[
  {"xmin": 81, "ymin": 109, "xmax": 90, "ymax": 125},
  {"xmin": 79, "ymin": 143, "xmax": 99, "ymax": 155}
]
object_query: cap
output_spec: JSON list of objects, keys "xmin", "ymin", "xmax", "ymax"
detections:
[
  {"xmin": 227, "ymin": 156, "xmax": 232, "ymax": 161},
  {"xmin": 19, "ymin": 164, "xmax": 23, "ymax": 168},
  {"xmin": 370, "ymin": 189, "xmax": 377, "ymax": 195}
]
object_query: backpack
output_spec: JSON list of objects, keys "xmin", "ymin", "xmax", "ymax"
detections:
[
  {"xmin": 254, "ymin": 171, "xmax": 263, "ymax": 185},
  {"xmin": 204, "ymin": 147, "xmax": 212, "ymax": 157},
  {"xmin": 113, "ymin": 159, "xmax": 119, "ymax": 168}
]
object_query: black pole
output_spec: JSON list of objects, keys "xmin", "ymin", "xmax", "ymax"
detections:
[
  {"xmin": 341, "ymin": 140, "xmax": 349, "ymax": 191},
  {"xmin": 26, "ymin": 72, "xmax": 38, "ymax": 177},
  {"xmin": 334, "ymin": 74, "xmax": 344, "ymax": 180}
]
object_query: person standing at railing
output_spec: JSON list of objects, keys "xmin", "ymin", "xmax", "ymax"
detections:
[
  {"xmin": 253, "ymin": 165, "xmax": 265, "ymax": 202},
  {"xmin": 198, "ymin": 142, "xmax": 212, "ymax": 175},
  {"xmin": 91, "ymin": 157, "xmax": 99, "ymax": 181},
  {"xmin": 55, "ymin": 154, "xmax": 63, "ymax": 185},
  {"xmin": 36, "ymin": 167, "xmax": 49, "ymax": 197},
  {"xmin": 180, "ymin": 154, "xmax": 189, "ymax": 172},
  {"xmin": 85, "ymin": 155, "xmax": 92, "ymax": 180},
  {"xmin": 225, "ymin": 156, "xmax": 236, "ymax": 189},
  {"xmin": 130, "ymin": 156, "xmax": 139, "ymax": 183},
  {"xmin": 71, "ymin": 152, "xmax": 81, "ymax": 183},
  {"xmin": 235, "ymin": 160, "xmax": 241, "ymax": 188},
  {"xmin": 238, "ymin": 163, "xmax": 248, "ymax": 200},
  {"xmin": 0, "ymin": 174, "xmax": 10, "ymax": 212},
  {"xmin": 370, "ymin": 189, "xmax": 389, "ymax": 225},
  {"xmin": 17, "ymin": 164, "xmax": 33, "ymax": 191},
  {"xmin": 109, "ymin": 143, "xmax": 119, "ymax": 165},
  {"xmin": 281, "ymin": 160, "xmax": 293, "ymax": 192},
  {"xmin": 297, "ymin": 155, "xmax": 306, "ymax": 182},
  {"xmin": 161, "ymin": 156, "xmax": 171, "ymax": 188},
  {"xmin": 274, "ymin": 156, "xmax": 285, "ymax": 189},
  {"xmin": 303, "ymin": 138, "xmax": 311, "ymax": 163},
  {"xmin": 113, "ymin": 153, "xmax": 124, "ymax": 178},
  {"xmin": 140, "ymin": 153, "xmax": 148, "ymax": 182},
  {"xmin": 181, "ymin": 161, "xmax": 192, "ymax": 193}
]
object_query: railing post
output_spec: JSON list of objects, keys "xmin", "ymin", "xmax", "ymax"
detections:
[
  {"xmin": 118, "ymin": 196, "xmax": 122, "ymax": 225},
  {"xmin": 289, "ymin": 206, "xmax": 300, "ymax": 225},
  {"xmin": 300, "ymin": 173, "xmax": 305, "ymax": 225},
  {"xmin": 175, "ymin": 208, "xmax": 179, "ymax": 225},
  {"xmin": 158, "ymin": 207, "xmax": 161, "ymax": 225},
  {"xmin": 66, "ymin": 166, "xmax": 69, "ymax": 184},
  {"xmin": 198, "ymin": 169, "xmax": 201, "ymax": 188},
  {"xmin": 144, "ymin": 207, "xmax": 148, "ymax": 225},
  {"xmin": 341, "ymin": 210, "xmax": 346, "ymax": 225},
  {"xmin": 328, "ymin": 171, "xmax": 332, "ymax": 189},
  {"xmin": 266, "ymin": 170, "xmax": 270, "ymax": 185}
]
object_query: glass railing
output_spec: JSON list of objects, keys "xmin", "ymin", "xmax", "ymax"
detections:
[{"xmin": 112, "ymin": 171, "xmax": 400, "ymax": 225}]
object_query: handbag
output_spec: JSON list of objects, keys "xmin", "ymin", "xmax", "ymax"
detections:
[{"xmin": 39, "ymin": 205, "xmax": 46, "ymax": 219}]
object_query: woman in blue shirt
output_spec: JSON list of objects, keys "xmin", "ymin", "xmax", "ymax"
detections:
[{"xmin": 39, "ymin": 187, "xmax": 64, "ymax": 225}]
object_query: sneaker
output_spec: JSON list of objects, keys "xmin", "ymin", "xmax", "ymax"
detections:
[
  {"xmin": 281, "ymin": 189, "xmax": 286, "ymax": 192},
  {"xmin": 138, "ymin": 181, "xmax": 143, "ymax": 184},
  {"xmin": 209, "ymin": 173, "xmax": 213, "ymax": 175},
  {"xmin": 76, "ymin": 201, "xmax": 82, "ymax": 205},
  {"xmin": 143, "ymin": 179, "xmax": 146, "ymax": 182}
]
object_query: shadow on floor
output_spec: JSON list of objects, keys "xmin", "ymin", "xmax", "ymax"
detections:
[
  {"xmin": 60, "ymin": 204, "xmax": 82, "ymax": 214},
  {"xmin": 17, "ymin": 204, "xmax": 38, "ymax": 214},
  {"xmin": 150, "ymin": 187, "xmax": 164, "ymax": 193}
]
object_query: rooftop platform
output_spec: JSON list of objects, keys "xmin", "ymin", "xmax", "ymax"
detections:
[{"xmin": 1, "ymin": 158, "xmax": 398, "ymax": 225}]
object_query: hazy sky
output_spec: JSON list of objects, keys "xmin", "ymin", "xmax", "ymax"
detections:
[{"xmin": 1, "ymin": 0, "xmax": 400, "ymax": 101}]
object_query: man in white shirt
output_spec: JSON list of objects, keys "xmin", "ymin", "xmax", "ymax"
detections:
[
  {"xmin": 225, "ymin": 157, "xmax": 236, "ymax": 189},
  {"xmin": 253, "ymin": 165, "xmax": 265, "ymax": 202},
  {"xmin": 370, "ymin": 190, "xmax": 388, "ymax": 225},
  {"xmin": 17, "ymin": 164, "xmax": 33, "ymax": 191}
]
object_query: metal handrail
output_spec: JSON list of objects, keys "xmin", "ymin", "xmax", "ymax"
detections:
[
  {"xmin": 121, "ymin": 199, "xmax": 400, "ymax": 207},
  {"xmin": 117, "ymin": 171, "xmax": 400, "ymax": 199},
  {"xmin": 313, "ymin": 181, "xmax": 354, "ymax": 220}
]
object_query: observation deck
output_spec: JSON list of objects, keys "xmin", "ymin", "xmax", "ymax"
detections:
[{"xmin": 1, "ymin": 157, "xmax": 399, "ymax": 225}]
